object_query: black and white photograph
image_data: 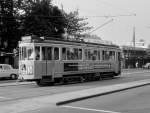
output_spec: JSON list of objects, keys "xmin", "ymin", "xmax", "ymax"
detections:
[{"xmin": 0, "ymin": 0, "xmax": 150, "ymax": 113}]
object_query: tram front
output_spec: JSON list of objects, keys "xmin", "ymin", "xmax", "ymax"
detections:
[
  {"xmin": 19, "ymin": 43, "xmax": 36, "ymax": 81},
  {"xmin": 18, "ymin": 35, "xmax": 44, "ymax": 81}
]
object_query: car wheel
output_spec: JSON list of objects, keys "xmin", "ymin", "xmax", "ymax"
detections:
[{"xmin": 10, "ymin": 74, "xmax": 18, "ymax": 80}]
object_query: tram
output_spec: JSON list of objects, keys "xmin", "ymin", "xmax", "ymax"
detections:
[{"xmin": 19, "ymin": 35, "xmax": 121, "ymax": 86}]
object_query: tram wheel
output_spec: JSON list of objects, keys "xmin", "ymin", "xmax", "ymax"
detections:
[
  {"xmin": 36, "ymin": 80, "xmax": 43, "ymax": 86},
  {"xmin": 62, "ymin": 78, "xmax": 68, "ymax": 85},
  {"xmin": 79, "ymin": 76, "xmax": 85, "ymax": 83}
]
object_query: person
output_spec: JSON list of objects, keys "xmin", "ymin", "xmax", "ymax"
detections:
[
  {"xmin": 29, "ymin": 47, "xmax": 40, "ymax": 60},
  {"xmin": 136, "ymin": 62, "xmax": 138, "ymax": 68}
]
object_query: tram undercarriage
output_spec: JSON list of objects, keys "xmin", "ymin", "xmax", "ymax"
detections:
[{"xmin": 35, "ymin": 71, "xmax": 120, "ymax": 86}]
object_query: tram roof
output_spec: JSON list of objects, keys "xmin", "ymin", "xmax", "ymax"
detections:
[{"xmin": 20, "ymin": 35, "xmax": 120, "ymax": 48}]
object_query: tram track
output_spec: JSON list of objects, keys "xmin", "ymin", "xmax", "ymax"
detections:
[{"xmin": 0, "ymin": 69, "xmax": 149, "ymax": 87}]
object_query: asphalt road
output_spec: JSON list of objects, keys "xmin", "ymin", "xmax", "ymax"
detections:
[
  {"xmin": 25, "ymin": 85, "xmax": 150, "ymax": 113},
  {"xmin": 0, "ymin": 69, "xmax": 149, "ymax": 113},
  {"xmin": 63, "ymin": 85, "xmax": 150, "ymax": 113},
  {"xmin": 0, "ymin": 69, "xmax": 149, "ymax": 102}
]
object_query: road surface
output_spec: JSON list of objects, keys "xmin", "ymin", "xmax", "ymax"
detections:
[
  {"xmin": 24, "ymin": 85, "xmax": 150, "ymax": 113},
  {"xmin": 0, "ymin": 69, "xmax": 149, "ymax": 113}
]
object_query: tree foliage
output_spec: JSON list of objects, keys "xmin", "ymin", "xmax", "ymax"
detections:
[
  {"xmin": 14, "ymin": 0, "xmax": 66, "ymax": 38},
  {"xmin": 14, "ymin": 0, "xmax": 92, "ymax": 38},
  {"xmin": 0, "ymin": 0, "xmax": 20, "ymax": 52},
  {"xmin": 0, "ymin": 0, "xmax": 92, "ymax": 52},
  {"xmin": 64, "ymin": 10, "xmax": 92, "ymax": 35}
]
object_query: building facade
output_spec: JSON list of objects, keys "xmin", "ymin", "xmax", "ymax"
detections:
[{"xmin": 121, "ymin": 46, "xmax": 150, "ymax": 68}]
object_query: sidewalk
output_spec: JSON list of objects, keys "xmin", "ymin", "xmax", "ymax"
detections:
[{"xmin": 1, "ymin": 79, "xmax": 150, "ymax": 113}]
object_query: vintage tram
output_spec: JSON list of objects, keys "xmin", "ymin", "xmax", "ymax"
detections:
[{"xmin": 19, "ymin": 35, "xmax": 121, "ymax": 86}]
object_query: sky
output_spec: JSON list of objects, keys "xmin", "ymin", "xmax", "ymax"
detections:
[{"xmin": 53, "ymin": 0, "xmax": 150, "ymax": 46}]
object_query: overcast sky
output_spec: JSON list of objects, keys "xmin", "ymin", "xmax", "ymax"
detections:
[{"xmin": 53, "ymin": 0, "xmax": 150, "ymax": 46}]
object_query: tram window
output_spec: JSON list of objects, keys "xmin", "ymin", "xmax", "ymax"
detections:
[
  {"xmin": 85, "ymin": 49, "xmax": 88, "ymax": 60},
  {"xmin": 47, "ymin": 47, "xmax": 52, "ymax": 60},
  {"xmin": 54, "ymin": 47, "xmax": 59, "ymax": 60},
  {"xmin": 22, "ymin": 47, "xmax": 27, "ymax": 60},
  {"xmin": 62, "ymin": 48, "xmax": 66, "ymax": 60},
  {"xmin": 74, "ymin": 48, "xmax": 78, "ymax": 60},
  {"xmin": 65, "ymin": 48, "xmax": 82, "ymax": 60},
  {"xmin": 42, "ymin": 47, "xmax": 52, "ymax": 60},
  {"xmin": 28, "ymin": 47, "xmax": 34, "ymax": 60},
  {"xmin": 93, "ymin": 50, "xmax": 98, "ymax": 60},
  {"xmin": 102, "ymin": 50, "xmax": 109, "ymax": 60},
  {"xmin": 109, "ymin": 51, "xmax": 115, "ymax": 60},
  {"xmin": 67, "ymin": 48, "xmax": 70, "ymax": 60},
  {"xmin": 118, "ymin": 52, "xmax": 121, "ymax": 60},
  {"xmin": 98, "ymin": 50, "xmax": 101, "ymax": 60},
  {"xmin": 88, "ymin": 49, "xmax": 92, "ymax": 60},
  {"xmin": 106, "ymin": 51, "xmax": 110, "ymax": 60},
  {"xmin": 86, "ymin": 49, "xmax": 98, "ymax": 60},
  {"xmin": 85, "ymin": 49, "xmax": 93, "ymax": 60},
  {"xmin": 79, "ymin": 49, "xmax": 82, "ymax": 60},
  {"xmin": 102, "ymin": 51, "xmax": 104, "ymax": 60},
  {"xmin": 42, "ymin": 47, "xmax": 46, "ymax": 60},
  {"xmin": 67, "ymin": 48, "xmax": 74, "ymax": 60},
  {"xmin": 35, "ymin": 47, "xmax": 40, "ymax": 60}
]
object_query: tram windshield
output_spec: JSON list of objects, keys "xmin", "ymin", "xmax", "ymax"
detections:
[{"xmin": 20, "ymin": 46, "xmax": 40, "ymax": 60}]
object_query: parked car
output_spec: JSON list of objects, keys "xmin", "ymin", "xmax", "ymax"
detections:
[
  {"xmin": 143, "ymin": 63, "xmax": 150, "ymax": 69},
  {"xmin": 0, "ymin": 64, "xmax": 18, "ymax": 79}
]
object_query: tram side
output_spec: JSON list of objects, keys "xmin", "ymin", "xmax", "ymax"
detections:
[{"xmin": 19, "ymin": 38, "xmax": 121, "ymax": 86}]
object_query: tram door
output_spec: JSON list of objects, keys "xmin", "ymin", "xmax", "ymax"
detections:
[{"xmin": 41, "ymin": 47, "xmax": 54, "ymax": 78}]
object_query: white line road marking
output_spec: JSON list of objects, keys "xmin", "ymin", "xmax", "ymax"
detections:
[{"xmin": 62, "ymin": 105, "xmax": 122, "ymax": 113}]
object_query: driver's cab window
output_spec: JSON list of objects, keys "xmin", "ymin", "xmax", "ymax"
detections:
[{"xmin": 29, "ymin": 46, "xmax": 40, "ymax": 60}]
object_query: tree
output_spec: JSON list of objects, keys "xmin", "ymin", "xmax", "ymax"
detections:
[
  {"xmin": 14, "ymin": 0, "xmax": 66, "ymax": 38},
  {"xmin": 0, "ymin": 0, "xmax": 20, "ymax": 52},
  {"xmin": 64, "ymin": 10, "xmax": 92, "ymax": 36},
  {"xmin": 15, "ymin": 0, "xmax": 92, "ymax": 40}
]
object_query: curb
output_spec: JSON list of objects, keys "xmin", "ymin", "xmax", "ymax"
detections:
[
  {"xmin": 56, "ymin": 79, "xmax": 150, "ymax": 105},
  {"xmin": 0, "ymin": 81, "xmax": 35, "ymax": 87}
]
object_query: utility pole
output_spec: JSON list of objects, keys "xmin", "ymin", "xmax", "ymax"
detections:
[{"xmin": 132, "ymin": 26, "xmax": 136, "ymax": 47}]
